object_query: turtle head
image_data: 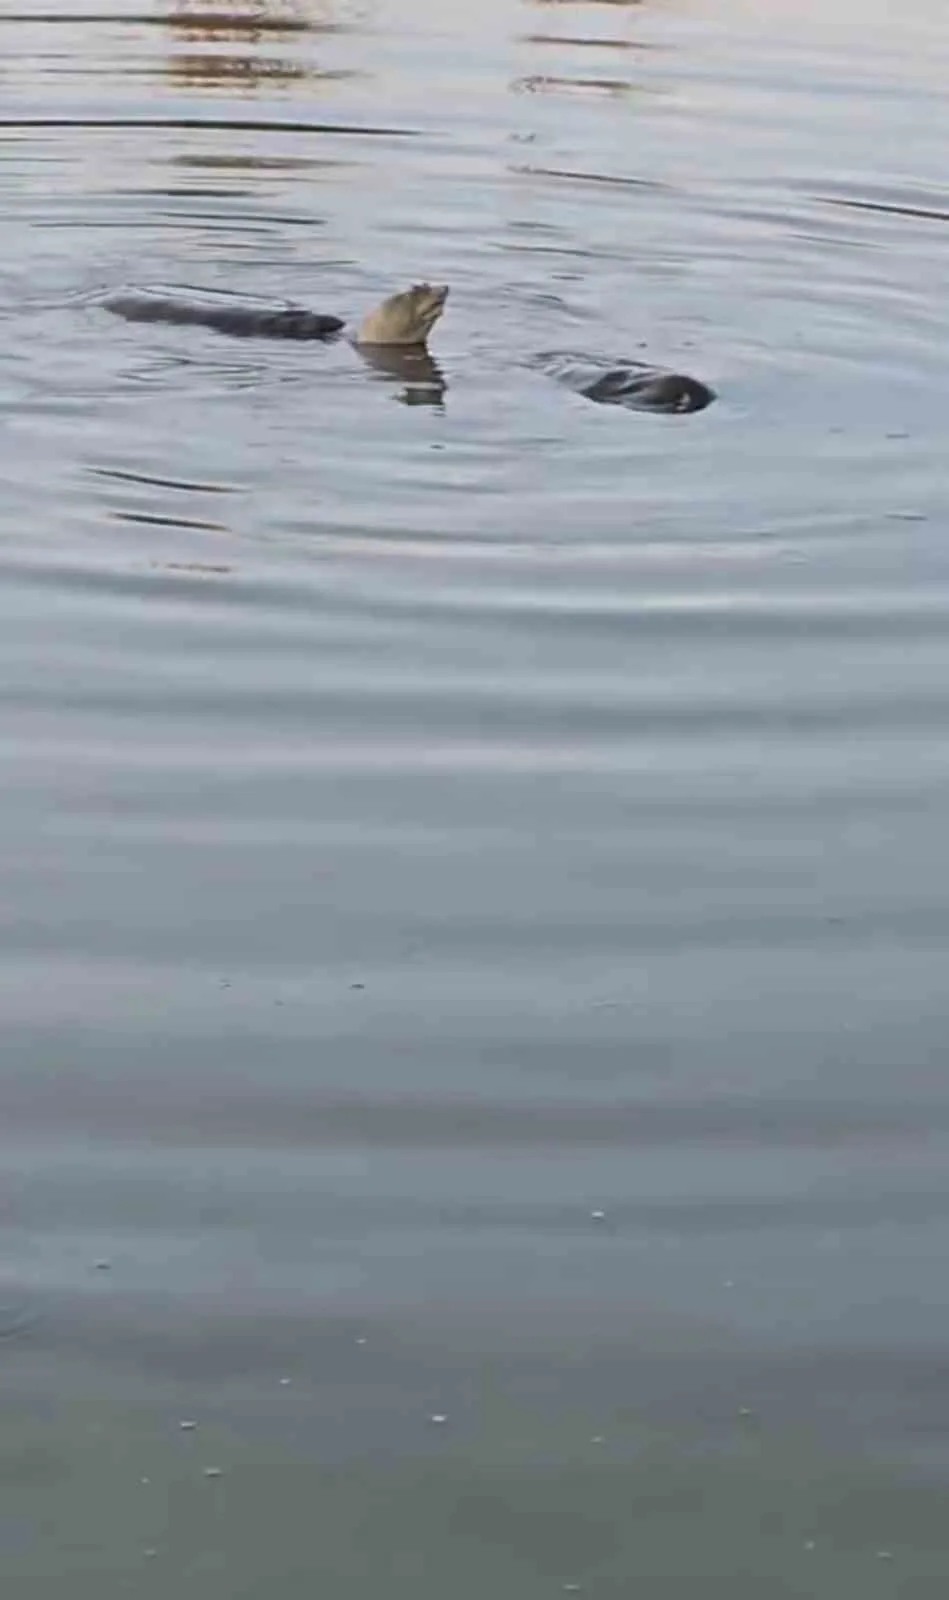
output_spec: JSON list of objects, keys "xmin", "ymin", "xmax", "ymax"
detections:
[{"xmin": 356, "ymin": 283, "xmax": 448, "ymax": 347}]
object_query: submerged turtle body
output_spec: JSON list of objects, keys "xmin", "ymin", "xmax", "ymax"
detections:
[
  {"xmin": 101, "ymin": 281, "xmax": 715, "ymax": 415},
  {"xmin": 528, "ymin": 351, "xmax": 715, "ymax": 415}
]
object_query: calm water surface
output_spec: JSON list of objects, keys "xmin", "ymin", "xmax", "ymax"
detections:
[{"xmin": 2, "ymin": 0, "xmax": 949, "ymax": 1593}]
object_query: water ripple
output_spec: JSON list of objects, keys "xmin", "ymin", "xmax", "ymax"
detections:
[{"xmin": 2, "ymin": 0, "xmax": 949, "ymax": 1591}]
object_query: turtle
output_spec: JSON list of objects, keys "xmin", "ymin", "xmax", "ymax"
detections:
[{"xmin": 101, "ymin": 281, "xmax": 715, "ymax": 415}]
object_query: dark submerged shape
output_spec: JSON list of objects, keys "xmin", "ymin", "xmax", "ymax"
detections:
[
  {"xmin": 102, "ymin": 285, "xmax": 345, "ymax": 341},
  {"xmin": 582, "ymin": 367, "xmax": 714, "ymax": 415},
  {"xmin": 529, "ymin": 351, "xmax": 715, "ymax": 415}
]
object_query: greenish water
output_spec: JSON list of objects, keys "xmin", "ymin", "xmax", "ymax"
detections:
[{"xmin": 2, "ymin": 0, "xmax": 949, "ymax": 1593}]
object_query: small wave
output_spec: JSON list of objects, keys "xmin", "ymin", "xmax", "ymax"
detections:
[{"xmin": 0, "ymin": 115, "xmax": 416, "ymax": 137}]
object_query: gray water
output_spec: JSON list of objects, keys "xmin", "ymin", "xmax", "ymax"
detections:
[{"xmin": 2, "ymin": 0, "xmax": 949, "ymax": 1593}]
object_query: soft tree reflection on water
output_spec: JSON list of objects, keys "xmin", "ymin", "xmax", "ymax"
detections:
[
  {"xmin": 167, "ymin": 0, "xmax": 329, "ymax": 41},
  {"xmin": 164, "ymin": 0, "xmax": 348, "ymax": 91}
]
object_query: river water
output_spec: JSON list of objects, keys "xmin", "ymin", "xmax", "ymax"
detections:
[{"xmin": 2, "ymin": 0, "xmax": 949, "ymax": 1593}]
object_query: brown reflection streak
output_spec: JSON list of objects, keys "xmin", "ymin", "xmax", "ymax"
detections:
[
  {"xmin": 513, "ymin": 164, "xmax": 663, "ymax": 191},
  {"xmin": 173, "ymin": 152, "xmax": 321, "ymax": 167},
  {"xmin": 167, "ymin": 0, "xmax": 333, "ymax": 42},
  {"xmin": 523, "ymin": 33, "xmax": 646, "ymax": 50},
  {"xmin": 171, "ymin": 151, "xmax": 353, "ymax": 174},
  {"xmin": 512, "ymin": 75, "xmax": 638, "ymax": 98},
  {"xmin": 165, "ymin": 1, "xmax": 343, "ymax": 91},
  {"xmin": 167, "ymin": 53, "xmax": 308, "ymax": 86},
  {"xmin": 153, "ymin": 562, "xmax": 234, "ymax": 573},
  {"xmin": 0, "ymin": 10, "xmax": 318, "ymax": 26}
]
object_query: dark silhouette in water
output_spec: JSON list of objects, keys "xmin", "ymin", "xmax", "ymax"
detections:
[
  {"xmin": 100, "ymin": 281, "xmax": 715, "ymax": 415},
  {"xmin": 526, "ymin": 350, "xmax": 715, "ymax": 415},
  {"xmin": 103, "ymin": 286, "xmax": 345, "ymax": 341}
]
